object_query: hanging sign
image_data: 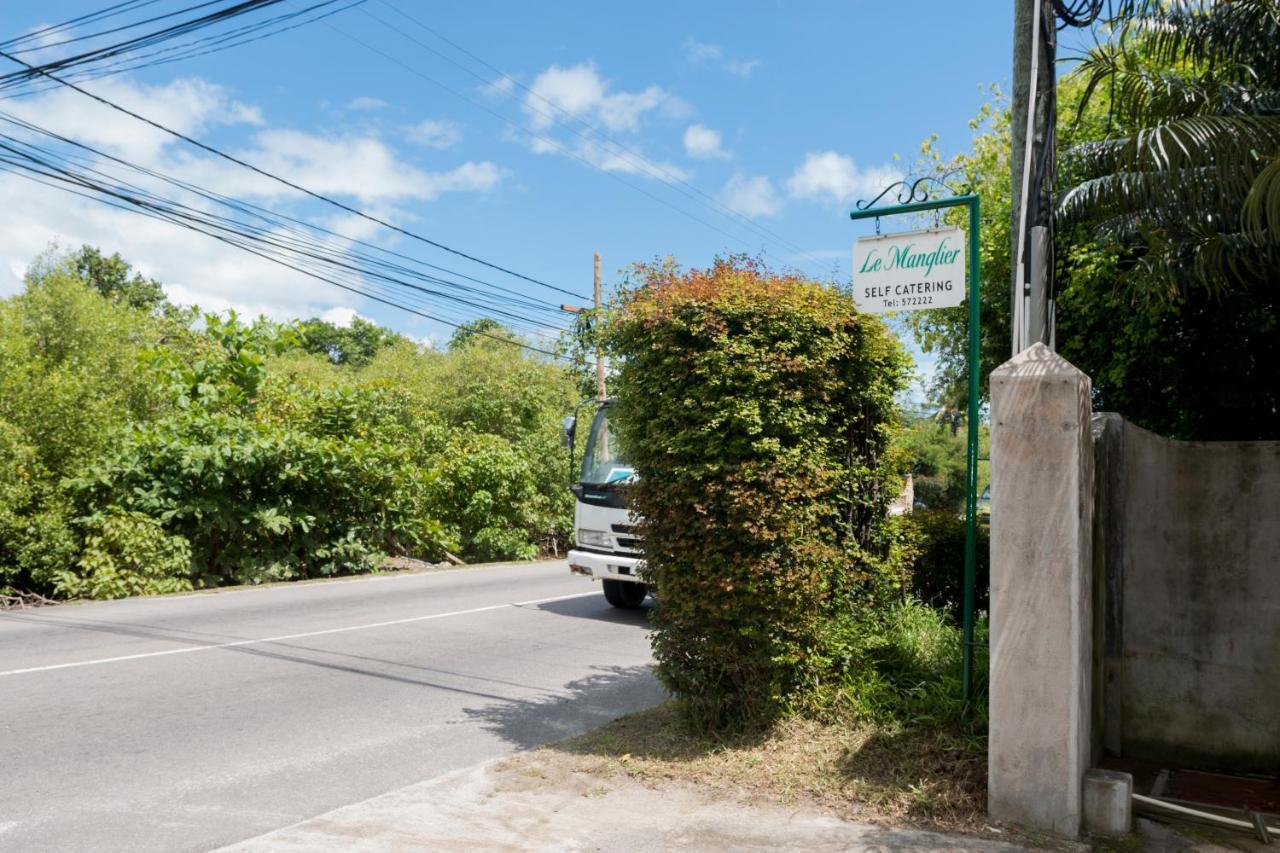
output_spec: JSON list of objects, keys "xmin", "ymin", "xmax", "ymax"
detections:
[{"xmin": 852, "ymin": 226, "xmax": 966, "ymax": 314}]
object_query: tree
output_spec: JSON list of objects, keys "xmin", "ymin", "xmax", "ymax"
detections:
[
  {"xmin": 909, "ymin": 54, "xmax": 1280, "ymax": 439},
  {"xmin": 1052, "ymin": 1, "xmax": 1280, "ymax": 438},
  {"xmin": 448, "ymin": 317, "xmax": 514, "ymax": 351},
  {"xmin": 297, "ymin": 316, "xmax": 402, "ymax": 367},
  {"xmin": 1061, "ymin": 0, "xmax": 1280, "ymax": 295},
  {"xmin": 900, "ymin": 98, "xmax": 1013, "ymax": 407},
  {"xmin": 67, "ymin": 245, "xmax": 167, "ymax": 312}
]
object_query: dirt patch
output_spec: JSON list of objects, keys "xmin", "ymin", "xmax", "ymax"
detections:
[{"xmin": 520, "ymin": 701, "xmax": 1001, "ymax": 836}]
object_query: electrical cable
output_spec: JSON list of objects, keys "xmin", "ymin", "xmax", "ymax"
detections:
[
  {"xmin": 311, "ymin": 13, "xmax": 804, "ymax": 270},
  {"xmin": 0, "ymin": 156, "xmax": 566, "ymax": 355},
  {"xmin": 0, "ymin": 47, "xmax": 586, "ymax": 300},
  {"xmin": 368, "ymin": 0, "xmax": 830, "ymax": 273},
  {"xmin": 0, "ymin": 120, "xmax": 570, "ymax": 352}
]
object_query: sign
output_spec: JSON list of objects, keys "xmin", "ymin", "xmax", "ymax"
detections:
[{"xmin": 852, "ymin": 226, "xmax": 966, "ymax": 314}]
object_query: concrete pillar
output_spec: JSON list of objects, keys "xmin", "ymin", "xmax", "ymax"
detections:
[
  {"xmin": 988, "ymin": 343, "xmax": 1094, "ymax": 837},
  {"xmin": 1083, "ymin": 769, "xmax": 1133, "ymax": 838}
]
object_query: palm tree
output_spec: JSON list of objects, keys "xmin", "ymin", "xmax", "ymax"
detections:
[{"xmin": 1059, "ymin": 0, "xmax": 1280, "ymax": 295}]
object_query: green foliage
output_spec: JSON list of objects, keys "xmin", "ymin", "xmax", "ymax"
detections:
[
  {"xmin": 1063, "ymin": 0, "xmax": 1280, "ymax": 294},
  {"xmin": 426, "ymin": 432, "xmax": 542, "ymax": 562},
  {"xmin": 893, "ymin": 419, "xmax": 968, "ymax": 511},
  {"xmin": 0, "ymin": 246, "xmax": 581, "ymax": 599},
  {"xmin": 65, "ymin": 244, "xmax": 167, "ymax": 313},
  {"xmin": 832, "ymin": 601, "xmax": 988, "ymax": 730},
  {"xmin": 68, "ymin": 400, "xmax": 449, "ymax": 587},
  {"xmin": 918, "ymin": 60, "xmax": 1280, "ymax": 439},
  {"xmin": 898, "ymin": 510, "xmax": 990, "ymax": 619},
  {"xmin": 901, "ymin": 92, "xmax": 1013, "ymax": 407},
  {"xmin": 604, "ymin": 257, "xmax": 910, "ymax": 731},
  {"xmin": 56, "ymin": 510, "xmax": 193, "ymax": 600},
  {"xmin": 297, "ymin": 316, "xmax": 402, "ymax": 366},
  {"xmin": 448, "ymin": 317, "xmax": 515, "ymax": 351}
]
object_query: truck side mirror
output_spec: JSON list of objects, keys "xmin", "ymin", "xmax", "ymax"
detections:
[{"xmin": 561, "ymin": 415, "xmax": 576, "ymax": 449}]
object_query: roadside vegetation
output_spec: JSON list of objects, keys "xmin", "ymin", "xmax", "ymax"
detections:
[
  {"xmin": 906, "ymin": 0, "xmax": 1280, "ymax": 441},
  {"xmin": 601, "ymin": 257, "xmax": 986, "ymax": 764},
  {"xmin": 0, "ymin": 246, "xmax": 577, "ymax": 602}
]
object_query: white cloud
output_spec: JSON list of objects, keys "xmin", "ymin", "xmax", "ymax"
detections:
[
  {"xmin": 347, "ymin": 96, "xmax": 387, "ymax": 111},
  {"xmin": 515, "ymin": 62, "xmax": 691, "ymax": 180},
  {"xmin": 320, "ymin": 306, "xmax": 366, "ymax": 327},
  {"xmin": 407, "ymin": 118, "xmax": 462, "ymax": 149},
  {"xmin": 524, "ymin": 62, "xmax": 675, "ymax": 133},
  {"xmin": 683, "ymin": 124, "xmax": 728, "ymax": 159},
  {"xmin": 482, "ymin": 76, "xmax": 518, "ymax": 99},
  {"xmin": 0, "ymin": 76, "xmax": 506, "ymax": 325},
  {"xmin": 177, "ymin": 130, "xmax": 505, "ymax": 204},
  {"xmin": 682, "ymin": 38, "xmax": 760, "ymax": 78},
  {"xmin": 3, "ymin": 77, "xmax": 262, "ymax": 163},
  {"xmin": 721, "ymin": 174, "xmax": 781, "ymax": 218},
  {"xmin": 786, "ymin": 151, "xmax": 902, "ymax": 205}
]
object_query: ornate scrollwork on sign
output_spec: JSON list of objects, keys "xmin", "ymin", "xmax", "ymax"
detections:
[{"xmin": 853, "ymin": 169, "xmax": 970, "ymax": 212}]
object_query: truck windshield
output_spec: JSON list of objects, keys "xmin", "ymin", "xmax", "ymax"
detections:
[{"xmin": 580, "ymin": 406, "xmax": 634, "ymax": 485}]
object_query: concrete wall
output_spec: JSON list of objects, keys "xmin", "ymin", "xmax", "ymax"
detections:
[{"xmin": 1093, "ymin": 416, "xmax": 1280, "ymax": 772}]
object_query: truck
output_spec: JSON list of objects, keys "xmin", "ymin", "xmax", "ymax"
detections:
[{"xmin": 561, "ymin": 400, "xmax": 648, "ymax": 608}]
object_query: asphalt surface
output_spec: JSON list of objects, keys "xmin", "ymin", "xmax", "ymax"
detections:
[{"xmin": 0, "ymin": 561, "xmax": 664, "ymax": 853}]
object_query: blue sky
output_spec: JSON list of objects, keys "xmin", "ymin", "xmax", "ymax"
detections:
[{"xmin": 0, "ymin": 1, "xmax": 1015, "ymax": 375}]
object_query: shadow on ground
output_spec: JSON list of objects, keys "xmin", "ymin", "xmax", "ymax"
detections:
[
  {"xmin": 461, "ymin": 663, "xmax": 667, "ymax": 749},
  {"xmin": 524, "ymin": 595, "xmax": 654, "ymax": 626}
]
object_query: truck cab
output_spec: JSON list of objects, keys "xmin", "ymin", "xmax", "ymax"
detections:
[{"xmin": 563, "ymin": 401, "xmax": 648, "ymax": 608}]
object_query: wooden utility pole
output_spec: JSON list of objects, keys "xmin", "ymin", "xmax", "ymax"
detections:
[{"xmin": 594, "ymin": 251, "xmax": 605, "ymax": 401}]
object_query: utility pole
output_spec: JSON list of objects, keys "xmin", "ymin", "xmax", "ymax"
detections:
[
  {"xmin": 594, "ymin": 251, "xmax": 605, "ymax": 401},
  {"xmin": 1011, "ymin": 0, "xmax": 1056, "ymax": 354}
]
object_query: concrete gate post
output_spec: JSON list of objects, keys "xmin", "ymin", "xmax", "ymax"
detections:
[{"xmin": 988, "ymin": 343, "xmax": 1094, "ymax": 837}]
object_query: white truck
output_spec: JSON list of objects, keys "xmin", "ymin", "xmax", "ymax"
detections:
[{"xmin": 562, "ymin": 400, "xmax": 648, "ymax": 608}]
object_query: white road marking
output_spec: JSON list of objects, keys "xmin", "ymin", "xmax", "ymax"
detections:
[{"xmin": 0, "ymin": 591, "xmax": 599, "ymax": 678}]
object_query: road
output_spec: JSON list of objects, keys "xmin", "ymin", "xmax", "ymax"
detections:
[{"xmin": 0, "ymin": 561, "xmax": 664, "ymax": 852}]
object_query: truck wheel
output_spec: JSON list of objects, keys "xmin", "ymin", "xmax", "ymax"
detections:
[{"xmin": 602, "ymin": 579, "xmax": 647, "ymax": 609}]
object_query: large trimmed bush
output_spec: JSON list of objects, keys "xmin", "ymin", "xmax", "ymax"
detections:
[{"xmin": 605, "ymin": 258, "xmax": 910, "ymax": 730}]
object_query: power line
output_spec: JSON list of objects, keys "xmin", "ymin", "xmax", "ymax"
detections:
[
  {"xmin": 0, "ymin": 114, "xmax": 570, "ymax": 354},
  {"xmin": 0, "ymin": 105, "xmax": 563, "ymax": 320},
  {"xmin": 312, "ymin": 13, "xmax": 798, "ymax": 267},
  {"xmin": 0, "ymin": 156, "xmax": 566, "ymax": 356},
  {"xmin": 0, "ymin": 1, "xmax": 164, "ymax": 50},
  {"xmin": 0, "ymin": 0, "xmax": 368, "ymax": 100},
  {"xmin": 370, "ymin": 0, "xmax": 830, "ymax": 272},
  {"xmin": 0, "ymin": 47, "xmax": 585, "ymax": 300}
]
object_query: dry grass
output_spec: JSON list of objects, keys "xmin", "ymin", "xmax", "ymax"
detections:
[{"xmin": 538, "ymin": 700, "xmax": 990, "ymax": 833}]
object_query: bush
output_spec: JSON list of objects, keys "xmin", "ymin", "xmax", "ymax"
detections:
[
  {"xmin": 68, "ymin": 410, "xmax": 448, "ymax": 587},
  {"xmin": 604, "ymin": 257, "xmax": 910, "ymax": 731},
  {"xmin": 900, "ymin": 510, "xmax": 990, "ymax": 618},
  {"xmin": 426, "ymin": 432, "xmax": 543, "ymax": 562},
  {"xmin": 55, "ymin": 510, "xmax": 193, "ymax": 600},
  {"xmin": 833, "ymin": 601, "xmax": 988, "ymax": 730}
]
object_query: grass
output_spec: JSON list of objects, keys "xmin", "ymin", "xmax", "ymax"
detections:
[{"xmin": 540, "ymin": 700, "xmax": 990, "ymax": 832}]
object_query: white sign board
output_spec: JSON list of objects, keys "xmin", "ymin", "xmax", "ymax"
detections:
[{"xmin": 852, "ymin": 226, "xmax": 965, "ymax": 314}]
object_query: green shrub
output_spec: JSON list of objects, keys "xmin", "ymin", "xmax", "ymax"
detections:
[
  {"xmin": 604, "ymin": 257, "xmax": 910, "ymax": 731},
  {"xmin": 68, "ymin": 410, "xmax": 448, "ymax": 587},
  {"xmin": 426, "ymin": 431, "xmax": 543, "ymax": 562},
  {"xmin": 833, "ymin": 601, "xmax": 988, "ymax": 731},
  {"xmin": 0, "ymin": 420, "xmax": 78, "ymax": 595},
  {"xmin": 55, "ymin": 510, "xmax": 193, "ymax": 600},
  {"xmin": 900, "ymin": 510, "xmax": 990, "ymax": 618}
]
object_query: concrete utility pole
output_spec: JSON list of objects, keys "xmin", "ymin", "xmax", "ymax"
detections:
[
  {"xmin": 1011, "ymin": 0, "xmax": 1056, "ymax": 354},
  {"xmin": 593, "ymin": 251, "xmax": 605, "ymax": 401}
]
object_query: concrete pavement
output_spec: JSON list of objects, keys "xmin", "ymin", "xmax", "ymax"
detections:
[
  {"xmin": 0, "ymin": 561, "xmax": 664, "ymax": 852},
  {"xmin": 216, "ymin": 753, "xmax": 1036, "ymax": 853}
]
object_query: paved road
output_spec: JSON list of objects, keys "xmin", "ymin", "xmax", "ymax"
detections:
[{"xmin": 0, "ymin": 561, "xmax": 663, "ymax": 852}]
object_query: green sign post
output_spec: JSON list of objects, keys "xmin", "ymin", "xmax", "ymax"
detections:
[{"xmin": 850, "ymin": 190, "xmax": 981, "ymax": 702}]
